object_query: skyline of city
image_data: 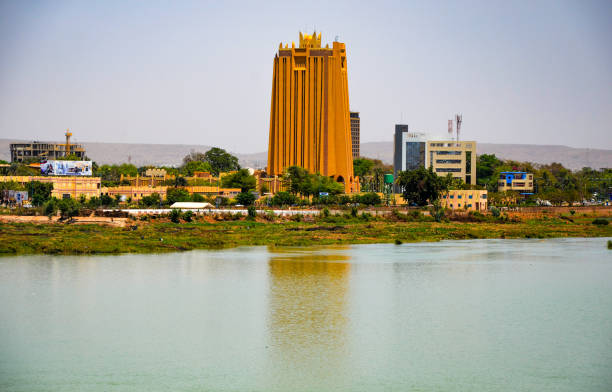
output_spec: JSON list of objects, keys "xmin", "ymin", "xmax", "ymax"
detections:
[{"xmin": 1, "ymin": 0, "xmax": 611, "ymax": 153}]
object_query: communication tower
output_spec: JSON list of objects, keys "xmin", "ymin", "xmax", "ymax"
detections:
[{"xmin": 455, "ymin": 114, "xmax": 462, "ymax": 141}]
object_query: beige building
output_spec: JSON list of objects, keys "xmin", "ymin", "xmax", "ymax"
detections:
[
  {"xmin": 393, "ymin": 127, "xmax": 476, "ymax": 186},
  {"xmin": 426, "ymin": 140, "xmax": 476, "ymax": 185},
  {"xmin": 498, "ymin": 172, "xmax": 534, "ymax": 193},
  {"xmin": 101, "ymin": 186, "xmax": 167, "ymax": 201},
  {"xmin": 0, "ymin": 175, "xmax": 101, "ymax": 199},
  {"xmin": 440, "ymin": 189, "xmax": 488, "ymax": 211}
]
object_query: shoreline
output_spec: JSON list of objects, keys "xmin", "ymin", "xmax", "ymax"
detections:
[{"xmin": 1, "ymin": 213, "xmax": 610, "ymax": 256}]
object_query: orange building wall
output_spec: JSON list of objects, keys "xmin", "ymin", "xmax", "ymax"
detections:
[{"xmin": 267, "ymin": 32, "xmax": 357, "ymax": 193}]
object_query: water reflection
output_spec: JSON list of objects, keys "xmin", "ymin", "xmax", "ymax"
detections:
[{"xmin": 266, "ymin": 247, "xmax": 351, "ymax": 385}]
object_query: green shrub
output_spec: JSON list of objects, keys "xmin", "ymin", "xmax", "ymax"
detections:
[
  {"xmin": 236, "ymin": 191, "xmax": 256, "ymax": 206},
  {"xmin": 291, "ymin": 213, "xmax": 302, "ymax": 222},
  {"xmin": 351, "ymin": 207, "xmax": 358, "ymax": 218},
  {"xmin": 247, "ymin": 206, "xmax": 256, "ymax": 219},
  {"xmin": 58, "ymin": 198, "xmax": 80, "ymax": 218},
  {"xmin": 191, "ymin": 193, "xmax": 205, "ymax": 202},
  {"xmin": 592, "ymin": 218, "xmax": 609, "ymax": 226},
  {"xmin": 569, "ymin": 210, "xmax": 576, "ymax": 215},
  {"xmin": 339, "ymin": 195, "xmax": 352, "ymax": 205},
  {"xmin": 322, "ymin": 207, "xmax": 330, "ymax": 218},
  {"xmin": 170, "ymin": 209, "xmax": 181, "ymax": 223},
  {"xmin": 353, "ymin": 192, "xmax": 382, "ymax": 206},
  {"xmin": 360, "ymin": 212, "xmax": 372, "ymax": 221},
  {"xmin": 490, "ymin": 206, "xmax": 501, "ymax": 217},
  {"xmin": 608, "ymin": 240, "xmax": 612, "ymax": 250},
  {"xmin": 394, "ymin": 239, "xmax": 402, "ymax": 245},
  {"xmin": 43, "ymin": 198, "xmax": 58, "ymax": 216},
  {"xmin": 271, "ymin": 191, "xmax": 298, "ymax": 207},
  {"xmin": 265, "ymin": 210, "xmax": 276, "ymax": 221},
  {"xmin": 183, "ymin": 210, "xmax": 194, "ymax": 222}
]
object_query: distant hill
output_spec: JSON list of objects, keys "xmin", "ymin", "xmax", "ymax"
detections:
[
  {"xmin": 359, "ymin": 142, "xmax": 612, "ymax": 171},
  {"xmin": 1, "ymin": 139, "xmax": 610, "ymax": 171}
]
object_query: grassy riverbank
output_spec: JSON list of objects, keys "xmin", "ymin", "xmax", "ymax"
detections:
[{"xmin": 1, "ymin": 213, "xmax": 611, "ymax": 255}]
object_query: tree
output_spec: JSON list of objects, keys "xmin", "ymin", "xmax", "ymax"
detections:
[
  {"xmin": 397, "ymin": 166, "xmax": 446, "ymax": 206},
  {"xmin": 353, "ymin": 192, "xmax": 382, "ymax": 206},
  {"xmin": 174, "ymin": 176, "xmax": 188, "ymax": 187},
  {"xmin": 140, "ymin": 193, "xmax": 161, "ymax": 207},
  {"xmin": 476, "ymin": 154, "xmax": 503, "ymax": 188},
  {"xmin": 166, "ymin": 188, "xmax": 190, "ymax": 204},
  {"xmin": 203, "ymin": 147, "xmax": 240, "ymax": 176},
  {"xmin": 43, "ymin": 198, "xmax": 58, "ymax": 216},
  {"xmin": 236, "ymin": 191, "xmax": 256, "ymax": 206},
  {"xmin": 285, "ymin": 166, "xmax": 311, "ymax": 195},
  {"xmin": 353, "ymin": 158, "xmax": 374, "ymax": 178},
  {"xmin": 221, "ymin": 169, "xmax": 256, "ymax": 192},
  {"xmin": 191, "ymin": 193, "xmax": 205, "ymax": 202},
  {"xmin": 181, "ymin": 160, "xmax": 212, "ymax": 176},
  {"xmin": 182, "ymin": 151, "xmax": 207, "ymax": 165},
  {"xmin": 27, "ymin": 181, "xmax": 53, "ymax": 206},
  {"xmin": 100, "ymin": 194, "xmax": 115, "ymax": 206},
  {"xmin": 87, "ymin": 196, "xmax": 101, "ymax": 209},
  {"xmin": 271, "ymin": 191, "xmax": 298, "ymax": 207},
  {"xmin": 58, "ymin": 198, "xmax": 80, "ymax": 218}
]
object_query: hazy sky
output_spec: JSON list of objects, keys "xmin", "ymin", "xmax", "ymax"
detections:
[{"xmin": 1, "ymin": 0, "xmax": 611, "ymax": 153}]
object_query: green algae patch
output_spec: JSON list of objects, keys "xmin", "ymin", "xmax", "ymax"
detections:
[{"xmin": 1, "ymin": 218, "xmax": 611, "ymax": 256}]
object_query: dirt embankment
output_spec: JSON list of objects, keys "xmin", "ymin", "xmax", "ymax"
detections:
[{"xmin": 0, "ymin": 215, "xmax": 128, "ymax": 227}]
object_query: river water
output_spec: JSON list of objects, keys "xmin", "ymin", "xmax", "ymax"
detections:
[{"xmin": 1, "ymin": 238, "xmax": 611, "ymax": 391}]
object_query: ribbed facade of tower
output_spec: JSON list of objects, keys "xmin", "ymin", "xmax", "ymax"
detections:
[{"xmin": 267, "ymin": 32, "xmax": 357, "ymax": 193}]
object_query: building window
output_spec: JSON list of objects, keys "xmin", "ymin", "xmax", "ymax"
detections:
[
  {"xmin": 436, "ymin": 159, "xmax": 462, "ymax": 164},
  {"xmin": 469, "ymin": 195, "xmax": 473, "ymax": 199},
  {"xmin": 458, "ymin": 195, "xmax": 462, "ymax": 199},
  {"xmin": 481, "ymin": 194, "xmax": 487, "ymax": 199},
  {"xmin": 436, "ymin": 168, "xmax": 462, "ymax": 173},
  {"xmin": 450, "ymin": 195, "xmax": 454, "ymax": 199},
  {"xmin": 436, "ymin": 151, "xmax": 461, "ymax": 155}
]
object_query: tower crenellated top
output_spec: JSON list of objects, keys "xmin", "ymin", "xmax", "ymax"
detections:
[{"xmin": 299, "ymin": 31, "xmax": 321, "ymax": 48}]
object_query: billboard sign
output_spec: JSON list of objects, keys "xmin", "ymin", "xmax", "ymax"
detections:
[
  {"xmin": 2, "ymin": 190, "xmax": 28, "ymax": 205},
  {"xmin": 41, "ymin": 160, "xmax": 92, "ymax": 176}
]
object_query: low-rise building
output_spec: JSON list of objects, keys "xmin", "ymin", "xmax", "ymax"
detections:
[
  {"xmin": 0, "ymin": 175, "xmax": 101, "ymax": 199},
  {"xmin": 498, "ymin": 172, "xmax": 534, "ymax": 193},
  {"xmin": 393, "ymin": 125, "xmax": 476, "ymax": 186},
  {"xmin": 440, "ymin": 189, "xmax": 488, "ymax": 211},
  {"xmin": 101, "ymin": 186, "xmax": 167, "ymax": 201}
]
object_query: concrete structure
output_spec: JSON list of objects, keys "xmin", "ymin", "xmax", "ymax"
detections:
[
  {"xmin": 0, "ymin": 175, "xmax": 100, "ymax": 199},
  {"xmin": 350, "ymin": 111, "xmax": 360, "ymax": 158},
  {"xmin": 440, "ymin": 189, "xmax": 488, "ymax": 211},
  {"xmin": 170, "ymin": 202, "xmax": 214, "ymax": 209},
  {"xmin": 427, "ymin": 140, "xmax": 476, "ymax": 185},
  {"xmin": 393, "ymin": 126, "xmax": 426, "ymax": 180},
  {"xmin": 498, "ymin": 172, "xmax": 534, "ymax": 193},
  {"xmin": 10, "ymin": 130, "xmax": 86, "ymax": 162},
  {"xmin": 393, "ymin": 125, "xmax": 476, "ymax": 185},
  {"xmin": 267, "ymin": 32, "xmax": 357, "ymax": 193},
  {"xmin": 101, "ymin": 185, "xmax": 167, "ymax": 202}
]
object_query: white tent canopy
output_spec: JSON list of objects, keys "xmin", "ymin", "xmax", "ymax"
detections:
[{"xmin": 170, "ymin": 202, "xmax": 214, "ymax": 209}]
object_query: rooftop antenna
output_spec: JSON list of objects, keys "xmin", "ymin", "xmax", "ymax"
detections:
[
  {"xmin": 448, "ymin": 119, "xmax": 453, "ymax": 139},
  {"xmin": 335, "ymin": 35, "xmax": 339, "ymax": 42},
  {"xmin": 455, "ymin": 114, "xmax": 462, "ymax": 141}
]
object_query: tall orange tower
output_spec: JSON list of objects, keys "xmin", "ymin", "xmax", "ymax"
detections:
[{"xmin": 267, "ymin": 32, "xmax": 357, "ymax": 193}]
